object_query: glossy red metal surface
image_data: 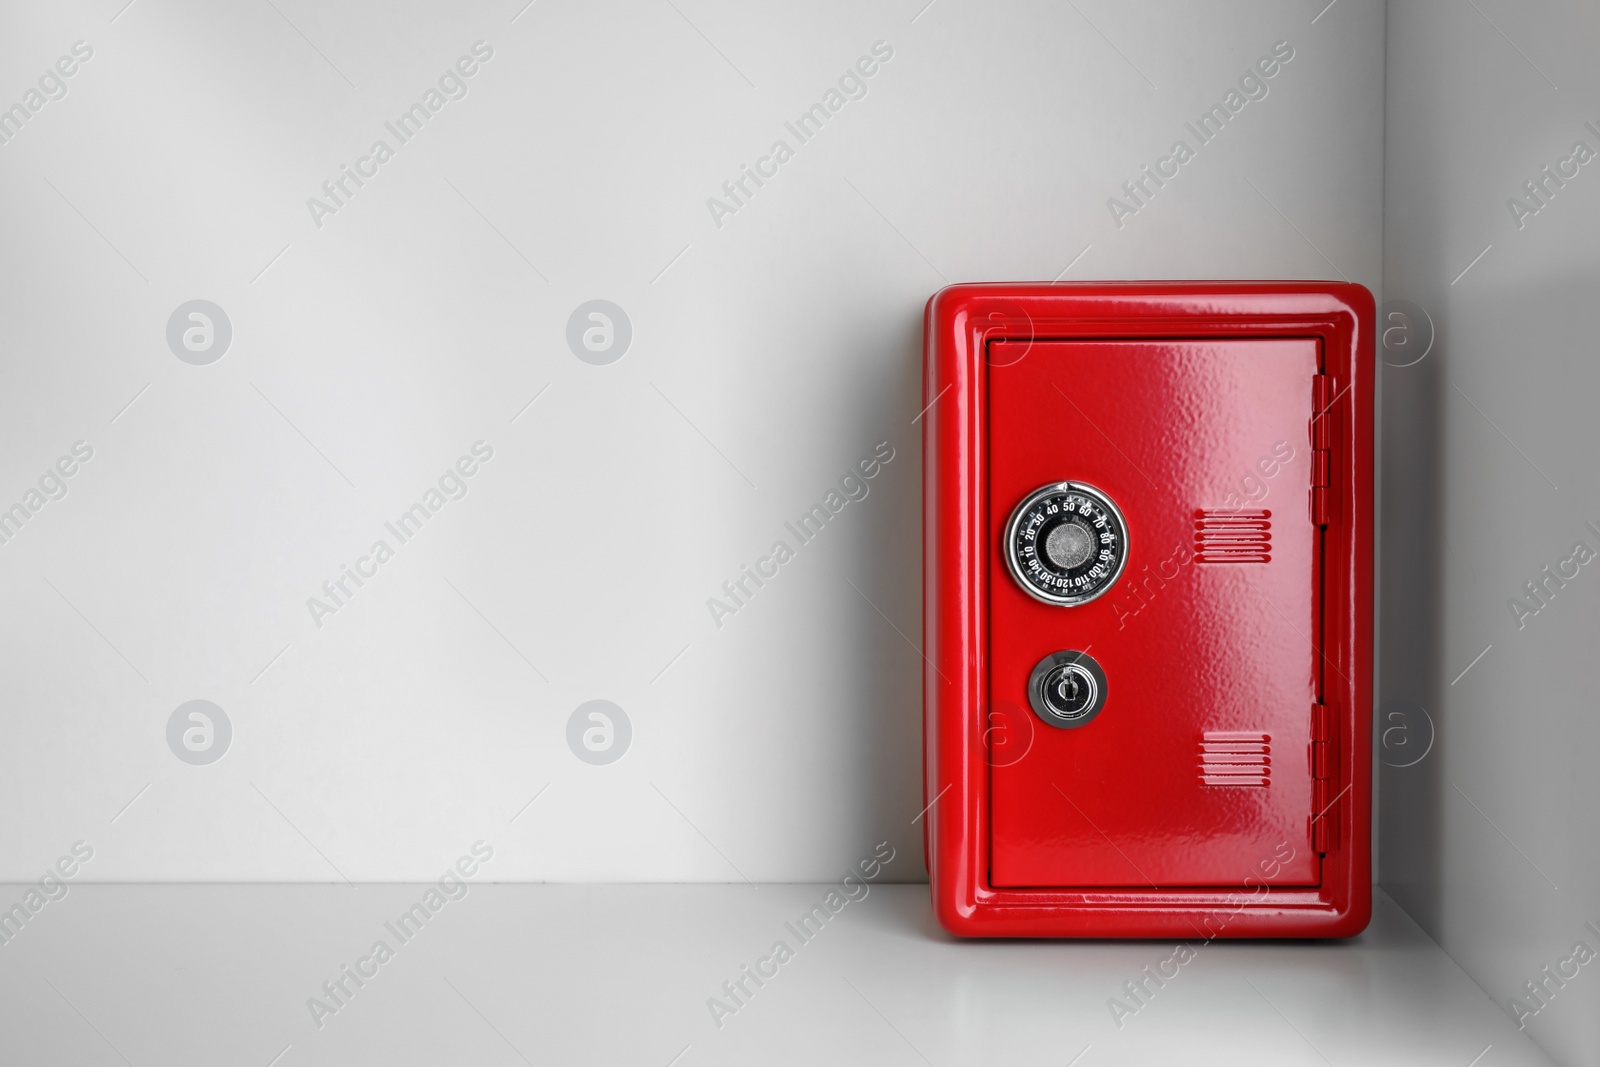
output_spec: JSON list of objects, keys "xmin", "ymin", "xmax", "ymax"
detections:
[{"xmin": 922, "ymin": 282, "xmax": 1373, "ymax": 938}]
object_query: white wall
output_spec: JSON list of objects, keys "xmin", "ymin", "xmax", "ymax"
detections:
[
  {"xmin": 0, "ymin": 0, "xmax": 1383, "ymax": 884},
  {"xmin": 1380, "ymin": 1, "xmax": 1600, "ymax": 1062}
]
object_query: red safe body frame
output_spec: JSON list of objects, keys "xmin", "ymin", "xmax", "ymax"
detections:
[{"xmin": 922, "ymin": 282, "xmax": 1373, "ymax": 938}]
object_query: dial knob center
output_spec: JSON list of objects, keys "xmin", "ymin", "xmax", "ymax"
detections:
[{"xmin": 1043, "ymin": 521, "xmax": 1095, "ymax": 569}]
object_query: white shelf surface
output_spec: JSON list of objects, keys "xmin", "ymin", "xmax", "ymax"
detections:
[{"xmin": 0, "ymin": 884, "xmax": 1551, "ymax": 1066}]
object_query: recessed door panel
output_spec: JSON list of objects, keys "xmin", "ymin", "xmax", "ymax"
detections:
[{"xmin": 987, "ymin": 339, "xmax": 1320, "ymax": 889}]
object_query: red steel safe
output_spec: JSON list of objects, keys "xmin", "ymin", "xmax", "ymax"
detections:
[{"xmin": 922, "ymin": 282, "xmax": 1372, "ymax": 938}]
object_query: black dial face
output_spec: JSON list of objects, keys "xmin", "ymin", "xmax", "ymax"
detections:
[{"xmin": 1005, "ymin": 482, "xmax": 1127, "ymax": 606}]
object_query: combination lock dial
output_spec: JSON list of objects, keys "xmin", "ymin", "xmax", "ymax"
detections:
[{"xmin": 1004, "ymin": 481, "xmax": 1128, "ymax": 606}]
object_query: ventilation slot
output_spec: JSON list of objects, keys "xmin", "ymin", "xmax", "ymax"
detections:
[
  {"xmin": 1194, "ymin": 509, "xmax": 1271, "ymax": 563},
  {"xmin": 1200, "ymin": 731, "xmax": 1271, "ymax": 787}
]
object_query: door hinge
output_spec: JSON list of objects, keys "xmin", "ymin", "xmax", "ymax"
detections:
[
  {"xmin": 1310, "ymin": 374, "xmax": 1335, "ymax": 527},
  {"xmin": 1310, "ymin": 701, "xmax": 1336, "ymax": 853}
]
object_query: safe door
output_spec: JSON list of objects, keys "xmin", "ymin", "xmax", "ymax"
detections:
[{"xmin": 986, "ymin": 338, "xmax": 1324, "ymax": 890}]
